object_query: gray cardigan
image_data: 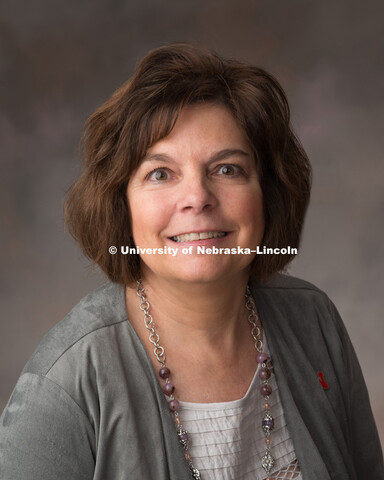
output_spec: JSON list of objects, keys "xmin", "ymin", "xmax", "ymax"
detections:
[{"xmin": 0, "ymin": 275, "xmax": 383, "ymax": 479}]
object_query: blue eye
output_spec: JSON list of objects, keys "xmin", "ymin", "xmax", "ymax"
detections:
[{"xmin": 147, "ymin": 168, "xmax": 170, "ymax": 182}]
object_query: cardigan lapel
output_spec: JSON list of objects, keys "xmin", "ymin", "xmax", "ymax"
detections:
[{"xmin": 250, "ymin": 280, "xmax": 333, "ymax": 480}]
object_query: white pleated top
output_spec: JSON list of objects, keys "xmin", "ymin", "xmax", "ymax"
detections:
[{"xmin": 178, "ymin": 335, "xmax": 303, "ymax": 480}]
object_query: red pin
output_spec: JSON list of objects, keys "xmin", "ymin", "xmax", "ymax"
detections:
[{"xmin": 317, "ymin": 372, "xmax": 329, "ymax": 389}]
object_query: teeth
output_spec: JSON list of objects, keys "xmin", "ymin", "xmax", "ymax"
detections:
[{"xmin": 172, "ymin": 232, "xmax": 227, "ymax": 242}]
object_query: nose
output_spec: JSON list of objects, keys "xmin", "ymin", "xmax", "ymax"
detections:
[{"xmin": 177, "ymin": 174, "xmax": 217, "ymax": 213}]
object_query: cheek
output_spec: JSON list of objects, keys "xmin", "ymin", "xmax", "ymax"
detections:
[
  {"xmin": 233, "ymin": 188, "xmax": 264, "ymax": 224},
  {"xmin": 128, "ymin": 190, "xmax": 172, "ymax": 241},
  {"xmin": 237, "ymin": 191, "xmax": 265, "ymax": 244}
]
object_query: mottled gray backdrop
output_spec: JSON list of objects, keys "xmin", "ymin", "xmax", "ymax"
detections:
[{"xmin": 1, "ymin": 0, "xmax": 383, "ymax": 447}]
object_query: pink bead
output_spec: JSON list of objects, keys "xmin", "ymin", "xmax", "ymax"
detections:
[
  {"xmin": 266, "ymin": 438, "xmax": 272, "ymax": 445},
  {"xmin": 168, "ymin": 399, "xmax": 180, "ymax": 411},
  {"xmin": 163, "ymin": 382, "xmax": 175, "ymax": 395},
  {"xmin": 256, "ymin": 352, "xmax": 269, "ymax": 364},
  {"xmin": 263, "ymin": 402, "xmax": 271, "ymax": 410},
  {"xmin": 260, "ymin": 384, "xmax": 272, "ymax": 396},
  {"xmin": 159, "ymin": 367, "xmax": 170, "ymax": 379},
  {"xmin": 259, "ymin": 368, "xmax": 271, "ymax": 380}
]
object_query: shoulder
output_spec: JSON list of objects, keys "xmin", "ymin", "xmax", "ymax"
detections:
[
  {"xmin": 251, "ymin": 274, "xmax": 352, "ymax": 387},
  {"xmin": 254, "ymin": 272, "xmax": 324, "ymax": 293},
  {"xmin": 23, "ymin": 282, "xmax": 128, "ymax": 377},
  {"xmin": 250, "ymin": 273, "xmax": 343, "ymax": 339},
  {"xmin": 251, "ymin": 272, "xmax": 330, "ymax": 306},
  {"xmin": 5, "ymin": 281, "xmax": 157, "ymax": 447}
]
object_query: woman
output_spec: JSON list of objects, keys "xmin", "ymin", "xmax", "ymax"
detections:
[{"xmin": 0, "ymin": 43, "xmax": 382, "ymax": 480}]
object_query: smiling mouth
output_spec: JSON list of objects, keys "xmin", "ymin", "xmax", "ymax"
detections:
[{"xmin": 171, "ymin": 232, "xmax": 228, "ymax": 242}]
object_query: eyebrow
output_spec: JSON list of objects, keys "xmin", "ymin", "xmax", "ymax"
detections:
[{"xmin": 141, "ymin": 148, "xmax": 252, "ymax": 164}]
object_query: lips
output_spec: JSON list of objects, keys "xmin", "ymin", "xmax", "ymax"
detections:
[{"xmin": 171, "ymin": 232, "xmax": 228, "ymax": 242}]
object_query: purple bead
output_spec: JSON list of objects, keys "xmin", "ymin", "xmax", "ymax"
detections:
[
  {"xmin": 260, "ymin": 384, "xmax": 272, "ymax": 396},
  {"xmin": 259, "ymin": 368, "xmax": 271, "ymax": 380},
  {"xmin": 179, "ymin": 432, "xmax": 189, "ymax": 442},
  {"xmin": 163, "ymin": 382, "xmax": 175, "ymax": 395},
  {"xmin": 256, "ymin": 352, "xmax": 269, "ymax": 364},
  {"xmin": 262, "ymin": 418, "xmax": 275, "ymax": 432},
  {"xmin": 168, "ymin": 399, "xmax": 180, "ymax": 411},
  {"xmin": 159, "ymin": 367, "xmax": 170, "ymax": 379}
]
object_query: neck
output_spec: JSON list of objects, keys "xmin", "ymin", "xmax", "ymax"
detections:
[
  {"xmin": 126, "ymin": 269, "xmax": 253, "ymax": 365},
  {"xmin": 125, "ymin": 271, "xmax": 262, "ymax": 403}
]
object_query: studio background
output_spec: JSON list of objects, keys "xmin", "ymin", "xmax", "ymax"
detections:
[{"xmin": 1, "ymin": 0, "xmax": 383, "ymax": 447}]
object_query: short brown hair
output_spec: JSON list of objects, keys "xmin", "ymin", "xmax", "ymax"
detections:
[{"xmin": 65, "ymin": 43, "xmax": 311, "ymax": 284}]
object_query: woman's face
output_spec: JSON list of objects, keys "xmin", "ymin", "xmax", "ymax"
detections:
[{"xmin": 127, "ymin": 103, "xmax": 264, "ymax": 285}]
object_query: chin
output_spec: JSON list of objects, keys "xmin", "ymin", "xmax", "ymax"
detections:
[
  {"xmin": 167, "ymin": 261, "xmax": 250, "ymax": 285},
  {"xmin": 140, "ymin": 254, "xmax": 254, "ymax": 285},
  {"xmin": 173, "ymin": 271, "xmax": 224, "ymax": 285}
]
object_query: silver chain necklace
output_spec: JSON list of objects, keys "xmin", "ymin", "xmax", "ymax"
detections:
[{"xmin": 136, "ymin": 280, "xmax": 275, "ymax": 479}]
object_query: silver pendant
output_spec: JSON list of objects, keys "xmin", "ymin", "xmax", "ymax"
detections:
[
  {"xmin": 191, "ymin": 466, "xmax": 201, "ymax": 479},
  {"xmin": 261, "ymin": 450, "xmax": 275, "ymax": 474}
]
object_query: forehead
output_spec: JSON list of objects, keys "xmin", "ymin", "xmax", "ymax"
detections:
[{"xmin": 146, "ymin": 103, "xmax": 251, "ymax": 157}]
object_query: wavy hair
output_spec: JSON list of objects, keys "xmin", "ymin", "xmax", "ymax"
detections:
[{"xmin": 65, "ymin": 43, "xmax": 311, "ymax": 284}]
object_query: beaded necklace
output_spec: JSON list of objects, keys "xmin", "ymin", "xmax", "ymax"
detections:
[{"xmin": 136, "ymin": 280, "xmax": 275, "ymax": 479}]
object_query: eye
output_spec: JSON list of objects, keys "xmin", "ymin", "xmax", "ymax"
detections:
[
  {"xmin": 146, "ymin": 168, "xmax": 170, "ymax": 182},
  {"xmin": 217, "ymin": 164, "xmax": 243, "ymax": 176}
]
